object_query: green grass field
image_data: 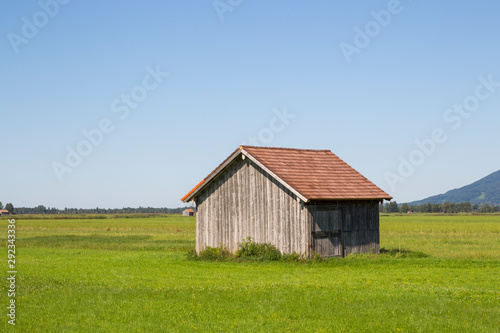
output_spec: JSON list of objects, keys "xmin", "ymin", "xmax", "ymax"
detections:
[{"xmin": 1, "ymin": 214, "xmax": 499, "ymax": 332}]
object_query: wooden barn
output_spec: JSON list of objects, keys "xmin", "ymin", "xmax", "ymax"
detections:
[
  {"xmin": 181, "ymin": 146, "xmax": 392, "ymax": 258},
  {"xmin": 183, "ymin": 209, "xmax": 195, "ymax": 217}
]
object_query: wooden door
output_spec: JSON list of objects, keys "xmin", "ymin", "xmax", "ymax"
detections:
[{"xmin": 312, "ymin": 210, "xmax": 342, "ymax": 257}]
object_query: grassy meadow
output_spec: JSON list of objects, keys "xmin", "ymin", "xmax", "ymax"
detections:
[{"xmin": 1, "ymin": 214, "xmax": 499, "ymax": 332}]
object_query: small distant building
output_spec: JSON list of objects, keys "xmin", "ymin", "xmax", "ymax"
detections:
[
  {"xmin": 183, "ymin": 209, "xmax": 195, "ymax": 217},
  {"xmin": 0, "ymin": 210, "xmax": 10, "ymax": 216}
]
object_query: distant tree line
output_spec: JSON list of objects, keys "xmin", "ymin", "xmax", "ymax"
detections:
[
  {"xmin": 1, "ymin": 203, "xmax": 196, "ymax": 215},
  {"xmin": 380, "ymin": 201, "xmax": 500, "ymax": 214}
]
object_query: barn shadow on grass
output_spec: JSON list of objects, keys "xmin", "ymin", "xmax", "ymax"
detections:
[{"xmin": 20, "ymin": 234, "xmax": 194, "ymax": 252}]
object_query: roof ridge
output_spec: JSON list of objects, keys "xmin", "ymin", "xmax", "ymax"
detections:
[{"xmin": 240, "ymin": 145, "xmax": 331, "ymax": 152}]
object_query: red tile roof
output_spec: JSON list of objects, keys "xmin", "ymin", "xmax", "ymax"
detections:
[{"xmin": 181, "ymin": 146, "xmax": 392, "ymax": 202}]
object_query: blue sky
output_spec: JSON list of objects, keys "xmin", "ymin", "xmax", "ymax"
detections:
[{"xmin": 1, "ymin": 0, "xmax": 499, "ymax": 209}]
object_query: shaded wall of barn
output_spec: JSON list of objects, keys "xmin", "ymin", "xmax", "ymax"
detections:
[
  {"xmin": 307, "ymin": 200, "xmax": 380, "ymax": 257},
  {"xmin": 194, "ymin": 156, "xmax": 311, "ymax": 255}
]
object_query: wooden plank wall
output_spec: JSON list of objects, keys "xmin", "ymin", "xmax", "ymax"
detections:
[
  {"xmin": 195, "ymin": 156, "xmax": 311, "ymax": 255},
  {"xmin": 307, "ymin": 200, "xmax": 380, "ymax": 256}
]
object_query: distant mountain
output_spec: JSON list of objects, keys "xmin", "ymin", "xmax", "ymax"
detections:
[{"xmin": 407, "ymin": 169, "xmax": 500, "ymax": 205}]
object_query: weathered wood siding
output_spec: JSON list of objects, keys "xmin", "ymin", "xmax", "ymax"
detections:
[
  {"xmin": 310, "ymin": 208, "xmax": 342, "ymax": 257},
  {"xmin": 307, "ymin": 200, "xmax": 380, "ymax": 257},
  {"xmin": 195, "ymin": 156, "xmax": 311, "ymax": 255}
]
